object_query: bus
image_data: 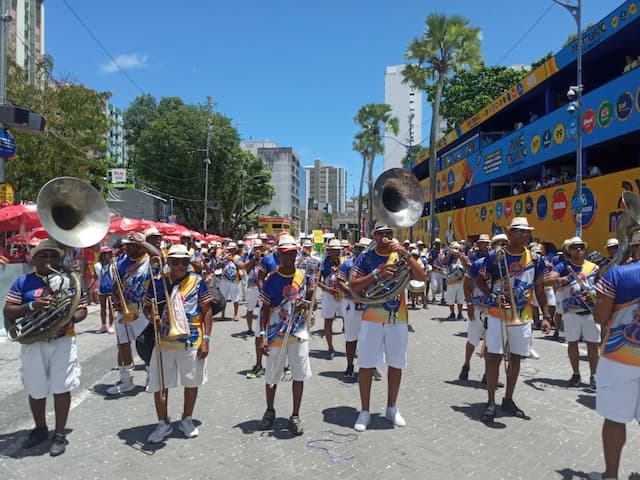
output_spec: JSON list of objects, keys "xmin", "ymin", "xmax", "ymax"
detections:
[
  {"xmin": 258, "ymin": 216, "xmax": 292, "ymax": 238},
  {"xmin": 405, "ymin": 0, "xmax": 640, "ymax": 255}
]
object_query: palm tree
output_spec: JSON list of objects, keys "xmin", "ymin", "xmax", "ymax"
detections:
[
  {"xmin": 402, "ymin": 13, "xmax": 482, "ymax": 245},
  {"xmin": 353, "ymin": 104, "xmax": 399, "ymax": 236}
]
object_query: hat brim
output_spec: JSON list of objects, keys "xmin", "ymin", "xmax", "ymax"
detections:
[
  {"xmin": 168, "ymin": 254, "xmax": 192, "ymax": 259},
  {"xmin": 509, "ymin": 226, "xmax": 534, "ymax": 231},
  {"xmin": 278, "ymin": 246, "xmax": 298, "ymax": 252},
  {"xmin": 31, "ymin": 245, "xmax": 65, "ymax": 258}
]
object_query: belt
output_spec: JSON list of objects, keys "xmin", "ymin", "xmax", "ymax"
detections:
[{"xmin": 575, "ymin": 311, "xmax": 591, "ymax": 316}]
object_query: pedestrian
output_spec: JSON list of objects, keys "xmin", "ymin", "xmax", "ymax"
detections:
[{"xmin": 94, "ymin": 246, "xmax": 115, "ymax": 334}]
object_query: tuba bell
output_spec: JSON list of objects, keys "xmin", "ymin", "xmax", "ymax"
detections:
[
  {"xmin": 600, "ymin": 190, "xmax": 640, "ymax": 276},
  {"xmin": 5, "ymin": 177, "xmax": 110, "ymax": 343},
  {"xmin": 349, "ymin": 168, "xmax": 423, "ymax": 305}
]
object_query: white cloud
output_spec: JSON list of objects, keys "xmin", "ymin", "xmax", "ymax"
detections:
[{"xmin": 99, "ymin": 53, "xmax": 148, "ymax": 74}]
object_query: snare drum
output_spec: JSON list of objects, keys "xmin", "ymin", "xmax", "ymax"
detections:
[{"xmin": 408, "ymin": 280, "xmax": 426, "ymax": 294}]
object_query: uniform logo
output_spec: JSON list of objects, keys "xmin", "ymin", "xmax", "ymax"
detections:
[{"xmin": 509, "ymin": 262, "xmax": 524, "ymax": 278}]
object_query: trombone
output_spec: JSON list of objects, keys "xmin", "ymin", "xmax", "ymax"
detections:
[
  {"xmin": 110, "ymin": 259, "xmax": 138, "ymax": 324},
  {"xmin": 495, "ymin": 247, "xmax": 524, "ymax": 377},
  {"xmin": 565, "ymin": 263, "xmax": 597, "ymax": 313}
]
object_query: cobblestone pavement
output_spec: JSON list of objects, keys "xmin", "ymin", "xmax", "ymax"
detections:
[{"xmin": 0, "ymin": 301, "xmax": 638, "ymax": 480}]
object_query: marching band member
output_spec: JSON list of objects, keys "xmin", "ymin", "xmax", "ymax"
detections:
[
  {"xmin": 218, "ymin": 242, "xmax": 243, "ymax": 322},
  {"xmin": 94, "ymin": 246, "xmax": 115, "ymax": 334},
  {"xmin": 428, "ymin": 238, "xmax": 446, "ymax": 305},
  {"xmin": 318, "ymin": 238, "xmax": 344, "ymax": 359},
  {"xmin": 590, "ymin": 231, "xmax": 640, "ymax": 480},
  {"xmin": 337, "ymin": 237, "xmax": 371, "ymax": 379},
  {"xmin": 4, "ymin": 239, "xmax": 88, "ymax": 456},
  {"xmin": 549, "ymin": 236, "xmax": 600, "ymax": 388},
  {"xmin": 443, "ymin": 241, "xmax": 468, "ymax": 321},
  {"xmin": 477, "ymin": 217, "xmax": 551, "ymax": 423},
  {"xmin": 598, "ymin": 238, "xmax": 619, "ymax": 274},
  {"xmin": 459, "ymin": 234, "xmax": 503, "ymax": 382},
  {"xmin": 350, "ymin": 222, "xmax": 426, "ymax": 432},
  {"xmin": 107, "ymin": 233, "xmax": 152, "ymax": 395},
  {"xmin": 258, "ymin": 235, "xmax": 315, "ymax": 436},
  {"xmin": 245, "ymin": 239, "xmax": 268, "ymax": 379},
  {"xmin": 143, "ymin": 242, "xmax": 212, "ymax": 443}
]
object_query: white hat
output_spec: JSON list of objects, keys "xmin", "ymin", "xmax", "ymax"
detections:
[
  {"xmin": 340, "ymin": 239, "xmax": 350, "ymax": 247},
  {"xmin": 561, "ymin": 238, "xmax": 572, "ymax": 252},
  {"xmin": 30, "ymin": 238, "xmax": 65, "ymax": 258},
  {"xmin": 491, "ymin": 234, "xmax": 509, "ymax": 246},
  {"xmin": 226, "ymin": 242, "xmax": 237, "ymax": 249},
  {"xmin": 410, "ymin": 249, "xmax": 420, "ymax": 257},
  {"xmin": 478, "ymin": 234, "xmax": 491, "ymax": 243},
  {"xmin": 252, "ymin": 239, "xmax": 263, "ymax": 247},
  {"xmin": 373, "ymin": 221, "xmax": 392, "ymax": 233},
  {"xmin": 567, "ymin": 236, "xmax": 587, "ymax": 249},
  {"xmin": 449, "ymin": 241, "xmax": 460, "ymax": 250},
  {"xmin": 434, "ymin": 238, "xmax": 441, "ymax": 243},
  {"xmin": 180, "ymin": 231, "xmax": 192, "ymax": 238},
  {"xmin": 302, "ymin": 239, "xmax": 314, "ymax": 247},
  {"xmin": 167, "ymin": 244, "xmax": 191, "ymax": 258},
  {"xmin": 508, "ymin": 217, "xmax": 534, "ymax": 230},
  {"xmin": 277, "ymin": 234, "xmax": 299, "ymax": 252},
  {"xmin": 606, "ymin": 238, "xmax": 619, "ymax": 248},
  {"xmin": 144, "ymin": 227, "xmax": 161, "ymax": 238},
  {"xmin": 357, "ymin": 237, "xmax": 372, "ymax": 248},
  {"xmin": 417, "ymin": 239, "xmax": 425, "ymax": 245},
  {"xmin": 327, "ymin": 239, "xmax": 342, "ymax": 250}
]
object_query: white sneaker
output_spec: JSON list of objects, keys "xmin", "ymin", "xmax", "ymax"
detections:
[
  {"xmin": 354, "ymin": 411, "xmax": 370, "ymax": 432},
  {"xmin": 385, "ymin": 406, "xmax": 406, "ymax": 427},
  {"xmin": 588, "ymin": 473, "xmax": 618, "ymax": 480},
  {"xmin": 178, "ymin": 416, "xmax": 199, "ymax": 438},
  {"xmin": 106, "ymin": 379, "xmax": 135, "ymax": 395},
  {"xmin": 147, "ymin": 419, "xmax": 172, "ymax": 443},
  {"xmin": 529, "ymin": 349, "xmax": 540, "ymax": 360}
]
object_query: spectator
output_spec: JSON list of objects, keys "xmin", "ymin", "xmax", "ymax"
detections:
[
  {"xmin": 623, "ymin": 55, "xmax": 635, "ymax": 73},
  {"xmin": 528, "ymin": 111, "xmax": 539, "ymax": 123},
  {"xmin": 514, "ymin": 121, "xmax": 525, "ymax": 130},
  {"xmin": 560, "ymin": 171, "xmax": 571, "ymax": 184},
  {"xmin": 512, "ymin": 184, "xmax": 522, "ymax": 196},
  {"xmin": 543, "ymin": 175, "xmax": 557, "ymax": 187},
  {"xmin": 588, "ymin": 164, "xmax": 602, "ymax": 177}
]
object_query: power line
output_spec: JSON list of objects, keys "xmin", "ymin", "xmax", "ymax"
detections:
[
  {"xmin": 136, "ymin": 182, "xmax": 203, "ymax": 203},
  {"xmin": 60, "ymin": 0, "xmax": 146, "ymax": 95}
]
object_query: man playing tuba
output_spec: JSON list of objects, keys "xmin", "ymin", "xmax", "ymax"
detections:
[{"xmin": 3, "ymin": 239, "xmax": 88, "ymax": 456}]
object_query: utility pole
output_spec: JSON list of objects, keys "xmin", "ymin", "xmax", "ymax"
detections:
[
  {"xmin": 0, "ymin": 0, "xmax": 10, "ymax": 182},
  {"xmin": 407, "ymin": 113, "xmax": 415, "ymax": 242},
  {"xmin": 203, "ymin": 96, "xmax": 213, "ymax": 233}
]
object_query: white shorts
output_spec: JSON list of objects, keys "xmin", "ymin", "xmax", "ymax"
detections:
[
  {"xmin": 246, "ymin": 287, "xmax": 259, "ymax": 312},
  {"xmin": 562, "ymin": 312, "xmax": 601, "ymax": 343},
  {"xmin": 20, "ymin": 336, "xmax": 81, "ymax": 399},
  {"xmin": 147, "ymin": 347, "xmax": 207, "ymax": 392},
  {"xmin": 485, "ymin": 315, "xmax": 532, "ymax": 357},
  {"xmin": 342, "ymin": 298, "xmax": 363, "ymax": 342},
  {"xmin": 357, "ymin": 321, "xmax": 408, "ymax": 369},
  {"xmin": 596, "ymin": 357, "xmax": 640, "ymax": 424},
  {"xmin": 265, "ymin": 340, "xmax": 312, "ymax": 383},
  {"xmin": 445, "ymin": 283, "xmax": 464, "ymax": 305},
  {"xmin": 220, "ymin": 279, "xmax": 240, "ymax": 303},
  {"xmin": 114, "ymin": 312, "xmax": 150, "ymax": 345},
  {"xmin": 467, "ymin": 308, "xmax": 487, "ymax": 347},
  {"xmin": 321, "ymin": 290, "xmax": 343, "ymax": 319},
  {"xmin": 431, "ymin": 272, "xmax": 442, "ymax": 294}
]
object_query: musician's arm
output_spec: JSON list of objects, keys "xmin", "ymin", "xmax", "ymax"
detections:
[
  {"xmin": 201, "ymin": 301, "xmax": 212, "ymax": 340},
  {"xmin": 3, "ymin": 301, "xmax": 32, "ymax": 321},
  {"xmin": 463, "ymin": 275, "xmax": 475, "ymax": 320},
  {"xmin": 72, "ymin": 306, "xmax": 88, "ymax": 324},
  {"xmin": 594, "ymin": 293, "xmax": 614, "ymax": 327}
]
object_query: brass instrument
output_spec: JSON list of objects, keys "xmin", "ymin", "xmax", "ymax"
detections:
[
  {"xmin": 601, "ymin": 190, "xmax": 640, "ymax": 275},
  {"xmin": 111, "ymin": 259, "xmax": 139, "ymax": 324},
  {"xmin": 149, "ymin": 256, "xmax": 167, "ymax": 399},
  {"xmin": 293, "ymin": 257, "xmax": 322, "ymax": 341},
  {"xmin": 152, "ymin": 255, "xmax": 190, "ymax": 342},
  {"xmin": 349, "ymin": 168, "xmax": 423, "ymax": 305},
  {"xmin": 495, "ymin": 247, "xmax": 524, "ymax": 376},
  {"xmin": 565, "ymin": 263, "xmax": 597, "ymax": 313},
  {"xmin": 6, "ymin": 177, "xmax": 109, "ymax": 343}
]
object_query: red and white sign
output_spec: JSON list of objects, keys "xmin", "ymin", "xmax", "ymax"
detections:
[
  {"xmin": 504, "ymin": 200, "xmax": 512, "ymax": 218},
  {"xmin": 552, "ymin": 190, "xmax": 568, "ymax": 220},
  {"xmin": 582, "ymin": 109, "xmax": 595, "ymax": 134},
  {"xmin": 111, "ymin": 169, "xmax": 127, "ymax": 184}
]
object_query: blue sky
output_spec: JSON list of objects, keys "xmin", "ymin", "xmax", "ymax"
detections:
[{"xmin": 45, "ymin": 0, "xmax": 622, "ymax": 197}]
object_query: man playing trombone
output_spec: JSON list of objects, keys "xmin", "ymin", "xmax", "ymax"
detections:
[
  {"xmin": 142, "ymin": 242, "xmax": 213, "ymax": 443},
  {"xmin": 549, "ymin": 236, "xmax": 600, "ymax": 389},
  {"xmin": 476, "ymin": 217, "xmax": 551, "ymax": 423},
  {"xmin": 258, "ymin": 235, "xmax": 315, "ymax": 436}
]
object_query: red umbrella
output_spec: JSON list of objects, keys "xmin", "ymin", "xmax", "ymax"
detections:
[
  {"xmin": 7, "ymin": 227, "xmax": 49, "ymax": 244},
  {"xmin": 0, "ymin": 204, "xmax": 41, "ymax": 231},
  {"xmin": 108, "ymin": 217, "xmax": 141, "ymax": 234},
  {"xmin": 204, "ymin": 234, "xmax": 225, "ymax": 243},
  {"xmin": 156, "ymin": 222, "xmax": 189, "ymax": 236}
]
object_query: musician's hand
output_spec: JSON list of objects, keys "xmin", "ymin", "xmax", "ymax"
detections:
[
  {"xmin": 541, "ymin": 318, "xmax": 552, "ymax": 334},
  {"xmin": 152, "ymin": 314, "xmax": 161, "ymax": 325},
  {"xmin": 260, "ymin": 337, "xmax": 270, "ymax": 356},
  {"xmin": 197, "ymin": 340, "xmax": 209, "ymax": 359},
  {"xmin": 496, "ymin": 294, "xmax": 509, "ymax": 309},
  {"xmin": 32, "ymin": 295, "xmax": 52, "ymax": 311},
  {"xmin": 377, "ymin": 263, "xmax": 396, "ymax": 277}
]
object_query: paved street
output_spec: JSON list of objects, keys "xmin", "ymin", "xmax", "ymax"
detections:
[{"xmin": 0, "ymin": 301, "xmax": 638, "ymax": 480}]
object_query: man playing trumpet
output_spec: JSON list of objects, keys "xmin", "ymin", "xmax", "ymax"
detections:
[
  {"xmin": 142, "ymin": 242, "xmax": 213, "ymax": 443},
  {"xmin": 4, "ymin": 239, "xmax": 88, "ymax": 456}
]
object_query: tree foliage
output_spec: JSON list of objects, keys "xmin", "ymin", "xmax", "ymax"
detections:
[
  {"xmin": 5, "ymin": 58, "xmax": 109, "ymax": 201},
  {"xmin": 126, "ymin": 95, "xmax": 273, "ymax": 236},
  {"xmin": 426, "ymin": 65, "xmax": 527, "ymax": 130}
]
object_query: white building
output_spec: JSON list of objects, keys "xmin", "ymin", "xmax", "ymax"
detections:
[
  {"xmin": 106, "ymin": 103, "xmax": 126, "ymax": 166},
  {"xmin": 9, "ymin": 0, "xmax": 45, "ymax": 85},
  {"xmin": 383, "ymin": 65, "xmax": 422, "ymax": 170},
  {"xmin": 304, "ymin": 158, "xmax": 346, "ymax": 213}
]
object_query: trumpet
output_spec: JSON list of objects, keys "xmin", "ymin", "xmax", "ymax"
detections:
[
  {"xmin": 111, "ymin": 259, "xmax": 139, "ymax": 324},
  {"xmin": 495, "ymin": 247, "xmax": 524, "ymax": 376},
  {"xmin": 565, "ymin": 263, "xmax": 597, "ymax": 313}
]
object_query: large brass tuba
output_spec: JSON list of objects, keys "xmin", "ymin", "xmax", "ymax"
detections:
[
  {"xmin": 600, "ymin": 190, "xmax": 640, "ymax": 276},
  {"xmin": 349, "ymin": 168, "xmax": 423, "ymax": 305},
  {"xmin": 5, "ymin": 177, "xmax": 110, "ymax": 343}
]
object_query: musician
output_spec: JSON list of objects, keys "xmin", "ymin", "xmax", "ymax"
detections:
[
  {"xmin": 107, "ymin": 233, "xmax": 152, "ymax": 396},
  {"xmin": 597, "ymin": 238, "xmax": 619, "ymax": 274},
  {"xmin": 258, "ymin": 235, "xmax": 315, "ymax": 436},
  {"xmin": 428, "ymin": 238, "xmax": 446, "ymax": 305},
  {"xmin": 245, "ymin": 239, "xmax": 268, "ymax": 379},
  {"xmin": 549, "ymin": 236, "xmax": 600, "ymax": 389},
  {"xmin": 590, "ymin": 231, "xmax": 640, "ymax": 480},
  {"xmin": 337, "ymin": 237, "xmax": 371, "ymax": 379},
  {"xmin": 317, "ymin": 238, "xmax": 344, "ymax": 359},
  {"xmin": 459, "ymin": 234, "xmax": 504, "ymax": 382},
  {"xmin": 468, "ymin": 234, "xmax": 491, "ymax": 263},
  {"xmin": 443, "ymin": 241, "xmax": 468, "ymax": 321},
  {"xmin": 350, "ymin": 222, "xmax": 426, "ymax": 431},
  {"xmin": 142, "ymin": 243, "xmax": 212, "ymax": 443},
  {"xmin": 4, "ymin": 239, "xmax": 88, "ymax": 456},
  {"xmin": 94, "ymin": 246, "xmax": 115, "ymax": 334},
  {"xmin": 218, "ymin": 242, "xmax": 243, "ymax": 322},
  {"xmin": 477, "ymin": 217, "xmax": 551, "ymax": 423}
]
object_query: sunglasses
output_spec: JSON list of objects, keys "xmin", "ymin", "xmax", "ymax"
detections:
[
  {"xmin": 375, "ymin": 230, "xmax": 393, "ymax": 235},
  {"xmin": 34, "ymin": 253, "xmax": 60, "ymax": 260},
  {"xmin": 569, "ymin": 245, "xmax": 585, "ymax": 250},
  {"xmin": 168, "ymin": 259, "xmax": 191, "ymax": 266},
  {"xmin": 510, "ymin": 228, "xmax": 529, "ymax": 235}
]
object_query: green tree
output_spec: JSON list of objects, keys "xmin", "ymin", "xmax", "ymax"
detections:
[
  {"xmin": 126, "ymin": 95, "xmax": 273, "ymax": 236},
  {"xmin": 5, "ymin": 59, "xmax": 109, "ymax": 200},
  {"xmin": 353, "ymin": 104, "xmax": 399, "ymax": 235},
  {"xmin": 426, "ymin": 65, "xmax": 526, "ymax": 130},
  {"xmin": 402, "ymin": 13, "xmax": 482, "ymax": 245}
]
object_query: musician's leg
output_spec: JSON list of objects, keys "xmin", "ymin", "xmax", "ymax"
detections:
[
  {"xmin": 387, "ymin": 367, "xmax": 402, "ymax": 407},
  {"xmin": 154, "ymin": 390, "xmax": 169, "ymax": 421},
  {"xmin": 586, "ymin": 342, "xmax": 599, "ymax": 377},
  {"xmin": 183, "ymin": 387, "xmax": 197, "ymax": 418},
  {"xmin": 485, "ymin": 353, "xmax": 501, "ymax": 404},
  {"xmin": 324, "ymin": 318, "xmax": 334, "ymax": 353},
  {"xmin": 53, "ymin": 392, "xmax": 70, "ymax": 434},
  {"xmin": 29, "ymin": 396, "xmax": 47, "ymax": 428},
  {"xmin": 568, "ymin": 341, "xmax": 580, "ymax": 376},
  {"xmin": 99, "ymin": 294, "xmax": 107, "ymax": 326},
  {"xmin": 265, "ymin": 384, "xmax": 277, "ymax": 410},
  {"xmin": 358, "ymin": 369, "xmax": 373, "ymax": 411},
  {"xmin": 292, "ymin": 381, "xmax": 303, "ymax": 416},
  {"xmin": 504, "ymin": 354, "xmax": 521, "ymax": 400},
  {"xmin": 602, "ymin": 419, "xmax": 625, "ymax": 479}
]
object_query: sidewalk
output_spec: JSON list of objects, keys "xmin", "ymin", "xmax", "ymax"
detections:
[{"xmin": 0, "ymin": 302, "xmax": 638, "ymax": 480}]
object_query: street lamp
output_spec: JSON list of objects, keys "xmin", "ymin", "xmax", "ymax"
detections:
[{"xmin": 553, "ymin": 0, "xmax": 583, "ymax": 236}]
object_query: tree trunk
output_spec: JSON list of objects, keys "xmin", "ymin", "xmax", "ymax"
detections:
[
  {"xmin": 357, "ymin": 152, "xmax": 366, "ymax": 240},
  {"xmin": 367, "ymin": 148, "xmax": 375, "ymax": 235},
  {"xmin": 428, "ymin": 75, "xmax": 445, "ymax": 247}
]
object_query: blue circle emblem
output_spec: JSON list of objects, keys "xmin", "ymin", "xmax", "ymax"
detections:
[
  {"xmin": 495, "ymin": 202, "xmax": 503, "ymax": 219},
  {"xmin": 0, "ymin": 129, "xmax": 17, "ymax": 159},
  {"xmin": 575, "ymin": 186, "xmax": 597, "ymax": 228},
  {"xmin": 525, "ymin": 195, "xmax": 533, "ymax": 214},
  {"xmin": 567, "ymin": 117, "xmax": 578, "ymax": 140},
  {"xmin": 536, "ymin": 195, "xmax": 548, "ymax": 221},
  {"xmin": 480, "ymin": 206, "xmax": 487, "ymax": 222}
]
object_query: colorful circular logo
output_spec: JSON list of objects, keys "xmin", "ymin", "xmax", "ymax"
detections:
[
  {"xmin": 531, "ymin": 134, "xmax": 541, "ymax": 155},
  {"xmin": 514, "ymin": 199, "xmax": 523, "ymax": 216},
  {"xmin": 573, "ymin": 186, "xmax": 597, "ymax": 229},
  {"xmin": 537, "ymin": 195, "xmax": 548, "ymax": 221},
  {"xmin": 509, "ymin": 262, "xmax": 524, "ymax": 278},
  {"xmin": 480, "ymin": 206, "xmax": 487, "ymax": 222},
  {"xmin": 543, "ymin": 129, "xmax": 552, "ymax": 149},
  {"xmin": 436, "ymin": 178, "xmax": 441, "ymax": 194},
  {"xmin": 496, "ymin": 202, "xmax": 503, "ymax": 219},
  {"xmin": 567, "ymin": 117, "xmax": 578, "ymax": 140},
  {"xmin": 447, "ymin": 170, "xmax": 455, "ymax": 192},
  {"xmin": 612, "ymin": 15, "xmax": 619, "ymax": 28},
  {"xmin": 616, "ymin": 92, "xmax": 633, "ymax": 121},
  {"xmin": 598, "ymin": 100, "xmax": 614, "ymax": 128},
  {"xmin": 504, "ymin": 200, "xmax": 513, "ymax": 218},
  {"xmin": 552, "ymin": 190, "xmax": 568, "ymax": 221},
  {"xmin": 583, "ymin": 109, "xmax": 596, "ymax": 134},
  {"xmin": 631, "ymin": 3, "xmax": 637, "ymax": 15},
  {"xmin": 525, "ymin": 196, "xmax": 533, "ymax": 215},
  {"xmin": 554, "ymin": 123, "xmax": 565, "ymax": 144},
  {"xmin": 487, "ymin": 205, "xmax": 494, "ymax": 221}
]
